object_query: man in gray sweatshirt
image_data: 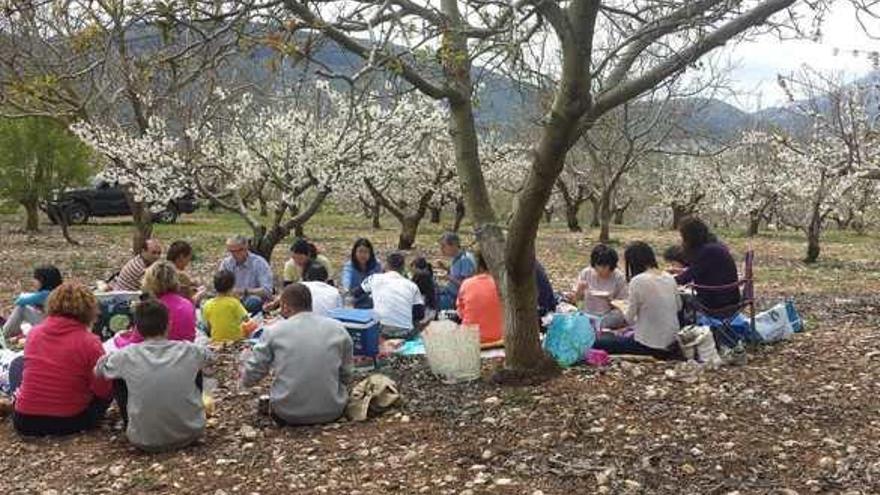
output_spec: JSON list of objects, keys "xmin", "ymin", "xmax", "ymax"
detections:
[{"xmin": 241, "ymin": 283, "xmax": 353, "ymax": 425}]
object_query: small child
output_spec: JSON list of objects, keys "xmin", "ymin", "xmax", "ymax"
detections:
[
  {"xmin": 663, "ymin": 244, "xmax": 688, "ymax": 275},
  {"xmin": 95, "ymin": 297, "xmax": 210, "ymax": 452},
  {"xmin": 573, "ymin": 244, "xmax": 628, "ymax": 329},
  {"xmin": 202, "ymin": 270, "xmax": 249, "ymax": 343}
]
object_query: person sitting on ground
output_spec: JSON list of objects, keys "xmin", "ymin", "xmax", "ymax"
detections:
[
  {"xmin": 12, "ymin": 282, "xmax": 113, "ymax": 437},
  {"xmin": 593, "ymin": 242, "xmax": 682, "ymax": 360},
  {"xmin": 202, "ymin": 270, "xmax": 249, "ymax": 343},
  {"xmin": 96, "ymin": 297, "xmax": 210, "ymax": 452},
  {"xmin": 354, "ymin": 252, "xmax": 425, "ymax": 340},
  {"xmin": 219, "ymin": 235, "xmax": 274, "ymax": 315},
  {"xmin": 674, "ymin": 217, "xmax": 740, "ymax": 314},
  {"xmin": 301, "ymin": 264, "xmax": 343, "ymax": 317},
  {"xmin": 436, "ymin": 232, "xmax": 476, "ymax": 310},
  {"xmin": 283, "ymin": 238, "xmax": 334, "ymax": 287},
  {"xmin": 110, "ymin": 238, "xmax": 163, "ymax": 292},
  {"xmin": 167, "ymin": 240, "xmax": 203, "ymax": 302},
  {"xmin": 114, "ymin": 261, "xmax": 196, "ymax": 348},
  {"xmin": 572, "ymin": 244, "xmax": 628, "ymax": 329},
  {"xmin": 535, "ymin": 261, "xmax": 557, "ymax": 319},
  {"xmin": 340, "ymin": 238, "xmax": 382, "ymax": 308},
  {"xmin": 240, "ymin": 283, "xmax": 353, "ymax": 426},
  {"xmin": 3, "ymin": 265, "xmax": 63, "ymax": 342},
  {"xmin": 662, "ymin": 244, "xmax": 689, "ymax": 275},
  {"xmin": 456, "ymin": 251, "xmax": 503, "ymax": 346},
  {"xmin": 410, "ymin": 256, "xmax": 438, "ymax": 327}
]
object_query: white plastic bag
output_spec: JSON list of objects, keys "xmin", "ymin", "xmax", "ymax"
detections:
[
  {"xmin": 422, "ymin": 321, "xmax": 481, "ymax": 383},
  {"xmin": 754, "ymin": 304, "xmax": 794, "ymax": 343}
]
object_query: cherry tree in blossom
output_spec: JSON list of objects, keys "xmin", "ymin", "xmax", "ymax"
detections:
[{"xmin": 742, "ymin": 69, "xmax": 878, "ymax": 262}]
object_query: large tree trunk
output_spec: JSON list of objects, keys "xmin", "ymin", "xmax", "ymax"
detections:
[
  {"xmin": 589, "ymin": 197, "xmax": 601, "ymax": 228},
  {"xmin": 671, "ymin": 204, "xmax": 689, "ymax": 230},
  {"xmin": 598, "ymin": 193, "xmax": 612, "ymax": 243},
  {"xmin": 429, "ymin": 206, "xmax": 441, "ymax": 224},
  {"xmin": 805, "ymin": 222, "xmax": 821, "ymax": 263},
  {"xmin": 452, "ymin": 198, "xmax": 466, "ymax": 233},
  {"xmin": 564, "ymin": 203, "xmax": 582, "ymax": 232},
  {"xmin": 22, "ymin": 199, "xmax": 39, "ymax": 232},
  {"xmin": 398, "ymin": 216, "xmax": 420, "ymax": 250},
  {"xmin": 747, "ymin": 214, "xmax": 761, "ymax": 237},
  {"xmin": 371, "ymin": 203, "xmax": 382, "ymax": 229},
  {"xmin": 805, "ymin": 207, "xmax": 823, "ymax": 264},
  {"xmin": 129, "ymin": 201, "xmax": 154, "ymax": 255}
]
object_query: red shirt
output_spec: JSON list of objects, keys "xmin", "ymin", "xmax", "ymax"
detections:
[
  {"xmin": 15, "ymin": 316, "xmax": 113, "ymax": 417},
  {"xmin": 456, "ymin": 273, "xmax": 504, "ymax": 344}
]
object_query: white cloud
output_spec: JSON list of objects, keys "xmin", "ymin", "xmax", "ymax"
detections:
[{"xmin": 720, "ymin": 1, "xmax": 877, "ymax": 110}]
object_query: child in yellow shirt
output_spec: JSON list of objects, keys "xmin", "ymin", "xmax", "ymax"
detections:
[{"xmin": 202, "ymin": 270, "xmax": 248, "ymax": 343}]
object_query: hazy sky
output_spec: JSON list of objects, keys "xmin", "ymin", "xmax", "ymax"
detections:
[{"xmin": 722, "ymin": 1, "xmax": 878, "ymax": 110}]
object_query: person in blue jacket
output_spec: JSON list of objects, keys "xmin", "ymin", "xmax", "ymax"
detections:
[
  {"xmin": 340, "ymin": 238, "xmax": 383, "ymax": 308},
  {"xmin": 3, "ymin": 265, "xmax": 63, "ymax": 342}
]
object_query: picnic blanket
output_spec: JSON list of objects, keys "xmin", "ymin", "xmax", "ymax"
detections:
[{"xmin": 394, "ymin": 336, "xmax": 506, "ymax": 359}]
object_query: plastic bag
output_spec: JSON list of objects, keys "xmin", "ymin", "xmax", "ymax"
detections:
[
  {"xmin": 542, "ymin": 312, "xmax": 596, "ymax": 367},
  {"xmin": 422, "ymin": 321, "xmax": 481, "ymax": 383},
  {"xmin": 754, "ymin": 303, "xmax": 795, "ymax": 343}
]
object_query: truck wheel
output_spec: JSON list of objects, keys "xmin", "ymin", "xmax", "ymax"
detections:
[
  {"xmin": 66, "ymin": 203, "xmax": 90, "ymax": 225},
  {"xmin": 155, "ymin": 206, "xmax": 179, "ymax": 224}
]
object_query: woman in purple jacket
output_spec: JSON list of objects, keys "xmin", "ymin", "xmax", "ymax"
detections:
[{"xmin": 674, "ymin": 217, "xmax": 740, "ymax": 314}]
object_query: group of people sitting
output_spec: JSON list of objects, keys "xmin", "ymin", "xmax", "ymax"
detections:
[
  {"xmin": 0, "ymin": 215, "xmax": 741, "ymax": 451},
  {"xmin": 573, "ymin": 218, "xmax": 741, "ymax": 359}
]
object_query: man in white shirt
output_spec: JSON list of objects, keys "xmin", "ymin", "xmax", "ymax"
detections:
[
  {"xmin": 355, "ymin": 252, "xmax": 424, "ymax": 339},
  {"xmin": 301, "ymin": 265, "xmax": 343, "ymax": 317}
]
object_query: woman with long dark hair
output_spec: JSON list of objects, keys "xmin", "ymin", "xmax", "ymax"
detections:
[
  {"xmin": 675, "ymin": 217, "xmax": 739, "ymax": 313},
  {"xmin": 341, "ymin": 238, "xmax": 383, "ymax": 308},
  {"xmin": 593, "ymin": 242, "xmax": 682, "ymax": 359},
  {"xmin": 3, "ymin": 265, "xmax": 63, "ymax": 341}
]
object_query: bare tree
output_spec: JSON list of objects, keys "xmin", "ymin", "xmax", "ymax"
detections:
[
  {"xmin": 0, "ymin": 1, "xmax": 255, "ymax": 252},
  {"xmin": 262, "ymin": 0, "xmax": 827, "ymax": 375}
]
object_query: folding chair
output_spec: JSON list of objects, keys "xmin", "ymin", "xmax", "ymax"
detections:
[{"xmin": 685, "ymin": 248, "xmax": 758, "ymax": 348}]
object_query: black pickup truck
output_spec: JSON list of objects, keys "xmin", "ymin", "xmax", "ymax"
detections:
[{"xmin": 46, "ymin": 180, "xmax": 198, "ymax": 225}]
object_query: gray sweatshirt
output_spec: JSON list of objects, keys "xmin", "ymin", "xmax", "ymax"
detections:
[
  {"xmin": 241, "ymin": 311, "xmax": 353, "ymax": 425},
  {"xmin": 95, "ymin": 340, "xmax": 210, "ymax": 451}
]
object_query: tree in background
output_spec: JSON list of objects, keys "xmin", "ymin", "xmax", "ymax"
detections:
[
  {"xmin": 747, "ymin": 69, "xmax": 877, "ymax": 263},
  {"xmin": 0, "ymin": 117, "xmax": 92, "ymax": 232}
]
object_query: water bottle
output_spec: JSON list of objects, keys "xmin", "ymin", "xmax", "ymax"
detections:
[{"xmin": 731, "ymin": 341, "xmax": 748, "ymax": 366}]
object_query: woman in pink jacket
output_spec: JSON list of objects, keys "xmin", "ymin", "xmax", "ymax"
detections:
[
  {"xmin": 114, "ymin": 261, "xmax": 196, "ymax": 348},
  {"xmin": 13, "ymin": 283, "xmax": 114, "ymax": 436}
]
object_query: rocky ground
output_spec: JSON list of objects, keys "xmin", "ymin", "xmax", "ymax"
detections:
[{"xmin": 0, "ymin": 212, "xmax": 878, "ymax": 494}]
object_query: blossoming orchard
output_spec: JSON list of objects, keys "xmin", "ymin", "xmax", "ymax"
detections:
[{"xmin": 2, "ymin": 0, "xmax": 880, "ymax": 491}]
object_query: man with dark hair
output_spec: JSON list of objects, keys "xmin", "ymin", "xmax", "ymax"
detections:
[
  {"xmin": 437, "ymin": 232, "xmax": 476, "ymax": 310},
  {"xmin": 95, "ymin": 297, "xmax": 210, "ymax": 451},
  {"xmin": 355, "ymin": 252, "xmax": 425, "ymax": 339},
  {"xmin": 241, "ymin": 283, "xmax": 352, "ymax": 426},
  {"xmin": 301, "ymin": 264, "xmax": 342, "ymax": 317},
  {"xmin": 110, "ymin": 238, "xmax": 163, "ymax": 291}
]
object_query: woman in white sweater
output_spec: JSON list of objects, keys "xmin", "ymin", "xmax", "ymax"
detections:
[{"xmin": 593, "ymin": 241, "xmax": 682, "ymax": 359}]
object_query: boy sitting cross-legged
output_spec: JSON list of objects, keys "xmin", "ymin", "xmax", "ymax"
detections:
[{"xmin": 95, "ymin": 296, "xmax": 211, "ymax": 452}]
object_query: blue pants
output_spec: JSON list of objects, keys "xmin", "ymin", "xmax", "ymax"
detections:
[
  {"xmin": 242, "ymin": 296, "xmax": 264, "ymax": 315},
  {"xmin": 437, "ymin": 288, "xmax": 456, "ymax": 311}
]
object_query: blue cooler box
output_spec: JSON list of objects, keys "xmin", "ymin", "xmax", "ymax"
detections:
[{"xmin": 327, "ymin": 308, "xmax": 380, "ymax": 359}]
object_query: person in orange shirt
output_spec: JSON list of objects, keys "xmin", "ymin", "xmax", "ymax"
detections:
[{"xmin": 456, "ymin": 251, "xmax": 503, "ymax": 346}]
